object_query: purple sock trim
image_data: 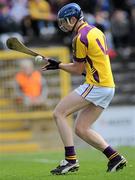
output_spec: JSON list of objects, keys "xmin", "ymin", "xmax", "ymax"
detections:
[
  {"xmin": 103, "ymin": 146, "xmax": 117, "ymax": 158},
  {"xmin": 65, "ymin": 146, "xmax": 76, "ymax": 164},
  {"xmin": 65, "ymin": 146, "xmax": 76, "ymax": 157}
]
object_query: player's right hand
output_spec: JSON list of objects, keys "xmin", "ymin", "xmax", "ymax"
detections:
[{"xmin": 42, "ymin": 58, "xmax": 61, "ymax": 71}]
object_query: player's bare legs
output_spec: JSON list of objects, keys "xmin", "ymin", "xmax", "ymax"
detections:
[
  {"xmin": 53, "ymin": 93, "xmax": 108, "ymax": 151},
  {"xmin": 51, "ymin": 92, "xmax": 126, "ymax": 174},
  {"xmin": 75, "ymin": 103, "xmax": 108, "ymax": 151},
  {"xmin": 51, "ymin": 91, "xmax": 89, "ymax": 174},
  {"xmin": 75, "ymin": 103, "xmax": 127, "ymax": 172},
  {"xmin": 53, "ymin": 91, "xmax": 90, "ymax": 147}
]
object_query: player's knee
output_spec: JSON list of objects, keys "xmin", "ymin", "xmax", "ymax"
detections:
[
  {"xmin": 53, "ymin": 108, "xmax": 65, "ymax": 120},
  {"xmin": 53, "ymin": 109, "xmax": 60, "ymax": 120},
  {"xmin": 75, "ymin": 124, "xmax": 84, "ymax": 137}
]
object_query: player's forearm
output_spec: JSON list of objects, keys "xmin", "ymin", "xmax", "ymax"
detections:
[{"xmin": 59, "ymin": 63, "xmax": 82, "ymax": 75}]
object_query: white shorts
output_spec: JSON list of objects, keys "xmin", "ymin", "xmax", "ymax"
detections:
[{"xmin": 74, "ymin": 83, "xmax": 115, "ymax": 109}]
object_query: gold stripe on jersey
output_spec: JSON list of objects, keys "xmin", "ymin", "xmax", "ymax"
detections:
[{"xmin": 91, "ymin": 68, "xmax": 96, "ymax": 74}]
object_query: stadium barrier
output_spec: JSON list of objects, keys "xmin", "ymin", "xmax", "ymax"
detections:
[{"xmin": 0, "ymin": 46, "xmax": 71, "ymax": 152}]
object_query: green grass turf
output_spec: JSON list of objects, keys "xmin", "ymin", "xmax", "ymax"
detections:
[{"xmin": 0, "ymin": 147, "xmax": 135, "ymax": 180}]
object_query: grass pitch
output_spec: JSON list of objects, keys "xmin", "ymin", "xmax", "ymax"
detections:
[{"xmin": 0, "ymin": 147, "xmax": 135, "ymax": 180}]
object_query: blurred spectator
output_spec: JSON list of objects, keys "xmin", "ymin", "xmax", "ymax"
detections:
[
  {"xmin": 112, "ymin": 0, "xmax": 131, "ymax": 13},
  {"xmin": 111, "ymin": 10, "xmax": 130, "ymax": 48},
  {"xmin": 28, "ymin": 0, "xmax": 56, "ymax": 37},
  {"xmin": 0, "ymin": 1, "xmax": 24, "ymax": 49},
  {"xmin": 10, "ymin": 0, "xmax": 28, "ymax": 23},
  {"xmin": 95, "ymin": 0, "xmax": 112, "ymax": 12},
  {"xmin": 15, "ymin": 59, "xmax": 48, "ymax": 109},
  {"xmin": 9, "ymin": 0, "xmax": 31, "ymax": 38},
  {"xmin": 70, "ymin": 0, "xmax": 96, "ymax": 14},
  {"xmin": 0, "ymin": 2, "xmax": 19, "ymax": 34},
  {"xmin": 0, "ymin": 0, "xmax": 134, "ymax": 51},
  {"xmin": 95, "ymin": 11, "xmax": 110, "ymax": 32},
  {"xmin": 94, "ymin": 10, "xmax": 116, "ymax": 58},
  {"xmin": 130, "ymin": 7, "xmax": 135, "ymax": 47},
  {"xmin": 0, "ymin": 0, "xmax": 11, "ymax": 7}
]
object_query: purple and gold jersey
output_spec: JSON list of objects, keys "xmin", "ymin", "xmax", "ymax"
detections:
[{"xmin": 72, "ymin": 22, "xmax": 115, "ymax": 87}]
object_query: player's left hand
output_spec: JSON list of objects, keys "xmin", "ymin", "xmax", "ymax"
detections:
[{"xmin": 42, "ymin": 58, "xmax": 61, "ymax": 71}]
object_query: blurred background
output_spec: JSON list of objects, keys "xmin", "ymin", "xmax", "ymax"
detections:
[{"xmin": 0, "ymin": 0, "xmax": 135, "ymax": 153}]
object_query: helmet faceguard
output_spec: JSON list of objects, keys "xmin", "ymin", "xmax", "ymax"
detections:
[{"xmin": 58, "ymin": 18, "xmax": 70, "ymax": 32}]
